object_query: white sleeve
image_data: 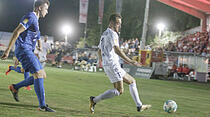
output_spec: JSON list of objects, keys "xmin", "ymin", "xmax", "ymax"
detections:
[{"xmin": 110, "ymin": 32, "xmax": 119, "ymax": 47}]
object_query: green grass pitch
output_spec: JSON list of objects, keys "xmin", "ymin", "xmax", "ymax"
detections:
[{"xmin": 0, "ymin": 61, "xmax": 210, "ymax": 117}]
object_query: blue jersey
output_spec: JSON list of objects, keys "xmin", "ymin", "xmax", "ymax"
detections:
[{"xmin": 15, "ymin": 12, "xmax": 40, "ymax": 52}]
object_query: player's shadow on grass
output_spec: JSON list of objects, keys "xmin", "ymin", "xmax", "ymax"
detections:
[
  {"xmin": 0, "ymin": 102, "xmax": 37, "ymax": 110},
  {"xmin": 0, "ymin": 102, "xmax": 85, "ymax": 114}
]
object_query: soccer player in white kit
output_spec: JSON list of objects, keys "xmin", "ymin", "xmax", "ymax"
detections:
[
  {"xmin": 89, "ymin": 14, "xmax": 151, "ymax": 114},
  {"xmin": 34, "ymin": 35, "xmax": 51, "ymax": 67}
]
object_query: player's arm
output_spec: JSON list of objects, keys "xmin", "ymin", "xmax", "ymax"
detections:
[
  {"xmin": 114, "ymin": 45, "xmax": 132, "ymax": 63},
  {"xmin": 37, "ymin": 39, "xmax": 42, "ymax": 51},
  {"xmin": 98, "ymin": 49, "xmax": 102, "ymax": 62},
  {"xmin": 48, "ymin": 44, "xmax": 52, "ymax": 53},
  {"xmin": 34, "ymin": 45, "xmax": 40, "ymax": 59},
  {"xmin": 34, "ymin": 50, "xmax": 39, "ymax": 59},
  {"xmin": 1, "ymin": 24, "xmax": 25, "ymax": 60},
  {"xmin": 114, "ymin": 45, "xmax": 141, "ymax": 66}
]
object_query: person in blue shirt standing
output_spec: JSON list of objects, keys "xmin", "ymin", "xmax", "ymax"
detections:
[{"xmin": 1, "ymin": 0, "xmax": 55, "ymax": 112}]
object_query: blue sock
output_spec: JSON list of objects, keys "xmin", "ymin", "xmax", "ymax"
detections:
[
  {"xmin": 10, "ymin": 66, "xmax": 22, "ymax": 73},
  {"xmin": 9, "ymin": 66, "xmax": 16, "ymax": 70},
  {"xmin": 34, "ymin": 78, "xmax": 46, "ymax": 107},
  {"xmin": 24, "ymin": 72, "xmax": 30, "ymax": 80},
  {"xmin": 13, "ymin": 76, "xmax": 34, "ymax": 90}
]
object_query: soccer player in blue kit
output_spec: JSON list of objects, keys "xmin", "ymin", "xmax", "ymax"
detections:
[{"xmin": 1, "ymin": 0, "xmax": 55, "ymax": 112}]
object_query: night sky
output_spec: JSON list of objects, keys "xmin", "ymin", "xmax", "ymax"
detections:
[
  {"xmin": 0, "ymin": 0, "xmax": 81, "ymax": 41},
  {"xmin": 0, "ymin": 0, "xmax": 200, "ymax": 42}
]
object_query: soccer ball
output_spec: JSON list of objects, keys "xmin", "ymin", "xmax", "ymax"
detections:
[{"xmin": 163, "ymin": 100, "xmax": 177, "ymax": 113}]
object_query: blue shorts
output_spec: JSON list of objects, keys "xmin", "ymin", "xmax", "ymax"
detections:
[{"xmin": 15, "ymin": 49, "xmax": 43, "ymax": 74}]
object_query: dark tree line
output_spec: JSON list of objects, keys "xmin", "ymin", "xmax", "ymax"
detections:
[{"xmin": 83, "ymin": 0, "xmax": 200, "ymax": 47}]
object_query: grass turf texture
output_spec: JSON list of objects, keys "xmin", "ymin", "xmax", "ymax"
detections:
[{"xmin": 0, "ymin": 60, "xmax": 210, "ymax": 117}]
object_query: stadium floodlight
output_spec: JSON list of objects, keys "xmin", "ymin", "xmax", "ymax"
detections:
[
  {"xmin": 61, "ymin": 24, "xmax": 72, "ymax": 45},
  {"xmin": 62, "ymin": 25, "xmax": 71, "ymax": 35},
  {"xmin": 156, "ymin": 23, "xmax": 165, "ymax": 37},
  {"xmin": 157, "ymin": 23, "xmax": 165, "ymax": 31}
]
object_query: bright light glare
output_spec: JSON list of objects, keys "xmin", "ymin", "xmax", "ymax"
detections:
[
  {"xmin": 157, "ymin": 23, "xmax": 165, "ymax": 31},
  {"xmin": 62, "ymin": 25, "xmax": 72, "ymax": 35}
]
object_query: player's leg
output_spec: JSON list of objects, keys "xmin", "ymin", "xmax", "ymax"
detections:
[
  {"xmin": 11, "ymin": 51, "xmax": 55, "ymax": 112},
  {"xmin": 6, "ymin": 66, "xmax": 23, "ymax": 75},
  {"xmin": 10, "ymin": 69, "xmax": 32, "ymax": 92},
  {"xmin": 33, "ymin": 70, "xmax": 55, "ymax": 112},
  {"xmin": 89, "ymin": 81, "xmax": 122, "ymax": 114},
  {"xmin": 89, "ymin": 65, "xmax": 123, "ymax": 114},
  {"xmin": 32, "ymin": 70, "xmax": 47, "ymax": 109},
  {"xmin": 5, "ymin": 65, "xmax": 12, "ymax": 75},
  {"xmin": 11, "ymin": 66, "xmax": 23, "ymax": 73},
  {"xmin": 11, "ymin": 70, "xmax": 34, "ymax": 91},
  {"xmin": 24, "ymin": 71, "xmax": 32, "ymax": 90},
  {"xmin": 24, "ymin": 71, "xmax": 30, "ymax": 80},
  {"xmin": 31, "ymin": 57, "xmax": 55, "ymax": 112},
  {"xmin": 9, "ymin": 75, "xmax": 34, "ymax": 102},
  {"xmin": 9, "ymin": 51, "xmax": 33, "ymax": 101},
  {"xmin": 123, "ymin": 73, "xmax": 151, "ymax": 112},
  {"xmin": 93, "ymin": 81, "xmax": 122, "ymax": 103}
]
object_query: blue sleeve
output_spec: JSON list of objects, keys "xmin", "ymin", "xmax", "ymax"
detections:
[
  {"xmin": 20, "ymin": 14, "xmax": 34, "ymax": 29},
  {"xmin": 37, "ymin": 31, "xmax": 41, "ymax": 40}
]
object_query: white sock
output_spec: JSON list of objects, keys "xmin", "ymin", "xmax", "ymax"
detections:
[
  {"xmin": 93, "ymin": 89, "xmax": 120, "ymax": 103},
  {"xmin": 129, "ymin": 82, "xmax": 142, "ymax": 107}
]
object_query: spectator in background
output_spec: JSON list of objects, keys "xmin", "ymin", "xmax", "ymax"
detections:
[
  {"xmin": 201, "ymin": 48, "xmax": 207, "ymax": 56},
  {"xmin": 164, "ymin": 31, "xmax": 210, "ymax": 56},
  {"xmin": 124, "ymin": 40, "xmax": 129, "ymax": 51},
  {"xmin": 177, "ymin": 63, "xmax": 183, "ymax": 77},
  {"xmin": 86, "ymin": 54, "xmax": 97, "ymax": 72},
  {"xmin": 169, "ymin": 63, "xmax": 177, "ymax": 77},
  {"xmin": 72, "ymin": 52, "xmax": 78, "ymax": 64},
  {"xmin": 120, "ymin": 42, "xmax": 125, "ymax": 50},
  {"xmin": 207, "ymin": 47, "xmax": 210, "ymax": 57},
  {"xmin": 134, "ymin": 38, "xmax": 139, "ymax": 50},
  {"xmin": 34, "ymin": 35, "xmax": 51, "ymax": 67},
  {"xmin": 182, "ymin": 64, "xmax": 190, "ymax": 76},
  {"xmin": 55, "ymin": 48, "xmax": 64, "ymax": 68}
]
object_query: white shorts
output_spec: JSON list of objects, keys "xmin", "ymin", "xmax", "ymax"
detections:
[{"xmin": 103, "ymin": 64, "xmax": 126, "ymax": 83}]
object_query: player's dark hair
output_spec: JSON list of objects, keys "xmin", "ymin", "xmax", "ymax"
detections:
[
  {"xmin": 34, "ymin": 0, "xmax": 50, "ymax": 8},
  {"xmin": 109, "ymin": 14, "xmax": 122, "ymax": 23}
]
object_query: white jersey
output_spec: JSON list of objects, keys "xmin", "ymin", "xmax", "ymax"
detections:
[
  {"xmin": 98, "ymin": 28, "xmax": 120, "ymax": 66},
  {"xmin": 42, "ymin": 41, "xmax": 51, "ymax": 57},
  {"xmin": 34, "ymin": 41, "xmax": 51, "ymax": 62}
]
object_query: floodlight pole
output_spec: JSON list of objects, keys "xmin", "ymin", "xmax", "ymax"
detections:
[
  {"xmin": 65, "ymin": 33, "xmax": 68, "ymax": 45},
  {"xmin": 84, "ymin": 23, "xmax": 87, "ymax": 41},
  {"xmin": 99, "ymin": 23, "xmax": 103, "ymax": 35},
  {"xmin": 159, "ymin": 29, "xmax": 162, "ymax": 38},
  {"xmin": 140, "ymin": 0, "xmax": 150, "ymax": 50}
]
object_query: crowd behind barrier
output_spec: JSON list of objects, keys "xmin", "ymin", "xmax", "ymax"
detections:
[
  {"xmin": 165, "ymin": 31, "xmax": 210, "ymax": 57},
  {"xmin": 1, "ymin": 31, "xmax": 209, "ymax": 76}
]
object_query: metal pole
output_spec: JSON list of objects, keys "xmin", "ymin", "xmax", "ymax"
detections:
[
  {"xmin": 84, "ymin": 23, "xmax": 87, "ymax": 43},
  {"xmin": 159, "ymin": 29, "xmax": 161, "ymax": 38},
  {"xmin": 65, "ymin": 34, "xmax": 68, "ymax": 45},
  {"xmin": 99, "ymin": 23, "xmax": 103, "ymax": 35},
  {"xmin": 140, "ymin": 0, "xmax": 150, "ymax": 50}
]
